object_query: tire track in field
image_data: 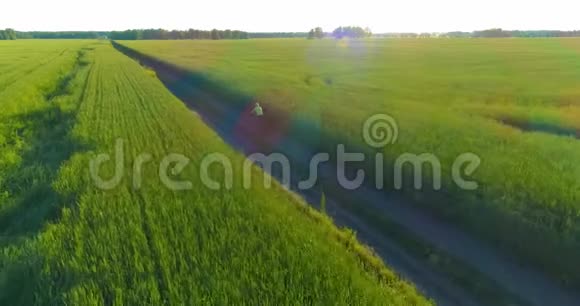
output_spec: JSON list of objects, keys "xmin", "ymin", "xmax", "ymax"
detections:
[
  {"xmin": 114, "ymin": 59, "xmax": 171, "ymax": 303},
  {"xmin": 0, "ymin": 48, "xmax": 71, "ymax": 95},
  {"xmin": 76, "ymin": 49, "xmax": 167, "ymax": 304},
  {"xmin": 135, "ymin": 192, "xmax": 170, "ymax": 304},
  {"xmin": 119, "ymin": 62, "xmax": 170, "ymax": 152}
]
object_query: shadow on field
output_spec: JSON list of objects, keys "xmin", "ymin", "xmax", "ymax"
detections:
[
  {"xmin": 0, "ymin": 105, "xmax": 91, "ymax": 305},
  {"xmin": 0, "ymin": 107, "xmax": 87, "ymax": 240},
  {"xmin": 0, "ymin": 50, "xmax": 92, "ymax": 304},
  {"xmin": 0, "ymin": 50, "xmax": 90, "ymax": 243},
  {"xmin": 494, "ymin": 116, "xmax": 580, "ymax": 139}
]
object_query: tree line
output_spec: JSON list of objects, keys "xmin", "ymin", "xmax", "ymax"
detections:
[
  {"xmin": 252, "ymin": 26, "xmax": 372, "ymax": 39},
  {"xmin": 368, "ymin": 29, "xmax": 580, "ymax": 38},
  {"xmin": 332, "ymin": 26, "xmax": 372, "ymax": 39},
  {"xmin": 307, "ymin": 27, "xmax": 324, "ymax": 39},
  {"xmin": 249, "ymin": 32, "xmax": 308, "ymax": 38},
  {"xmin": 5, "ymin": 29, "xmax": 249, "ymax": 40},
  {"xmin": 442, "ymin": 29, "xmax": 580, "ymax": 38},
  {"xmin": 16, "ymin": 31, "xmax": 105, "ymax": 39},
  {"xmin": 473, "ymin": 29, "xmax": 580, "ymax": 38},
  {"xmin": 10, "ymin": 27, "xmax": 578, "ymax": 40},
  {"xmin": 109, "ymin": 29, "xmax": 249, "ymax": 40}
]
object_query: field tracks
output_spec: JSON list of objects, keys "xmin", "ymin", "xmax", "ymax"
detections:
[
  {"xmin": 135, "ymin": 192, "xmax": 170, "ymax": 304},
  {"xmin": 0, "ymin": 49, "xmax": 70, "ymax": 95}
]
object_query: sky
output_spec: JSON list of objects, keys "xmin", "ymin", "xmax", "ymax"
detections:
[{"xmin": 2, "ymin": 0, "xmax": 579, "ymax": 33}]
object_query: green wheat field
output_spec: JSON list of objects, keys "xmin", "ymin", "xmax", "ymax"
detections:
[{"xmin": 1, "ymin": 37, "xmax": 580, "ymax": 304}]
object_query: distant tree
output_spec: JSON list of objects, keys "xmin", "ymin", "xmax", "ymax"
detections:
[
  {"xmin": 314, "ymin": 27, "xmax": 324, "ymax": 39},
  {"xmin": 332, "ymin": 26, "xmax": 371, "ymax": 39},
  {"xmin": 7, "ymin": 29, "xmax": 16, "ymax": 40},
  {"xmin": 223, "ymin": 29, "xmax": 232, "ymax": 39},
  {"xmin": 189, "ymin": 29, "xmax": 205, "ymax": 39},
  {"xmin": 210, "ymin": 29, "xmax": 221, "ymax": 40},
  {"xmin": 443, "ymin": 31, "xmax": 471, "ymax": 38},
  {"xmin": 158, "ymin": 29, "xmax": 169, "ymax": 39},
  {"xmin": 249, "ymin": 32, "xmax": 308, "ymax": 38},
  {"xmin": 169, "ymin": 30, "xmax": 181, "ymax": 40},
  {"xmin": 473, "ymin": 28, "xmax": 511, "ymax": 38},
  {"xmin": 364, "ymin": 27, "xmax": 372, "ymax": 37},
  {"xmin": 0, "ymin": 29, "xmax": 17, "ymax": 40},
  {"xmin": 307, "ymin": 27, "xmax": 324, "ymax": 39},
  {"xmin": 332, "ymin": 26, "xmax": 343, "ymax": 38},
  {"xmin": 141, "ymin": 29, "xmax": 153, "ymax": 39}
]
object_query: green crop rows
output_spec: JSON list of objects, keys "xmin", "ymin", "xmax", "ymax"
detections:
[{"xmin": 0, "ymin": 40, "xmax": 429, "ymax": 305}]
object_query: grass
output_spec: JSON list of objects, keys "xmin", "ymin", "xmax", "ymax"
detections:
[
  {"xmin": 118, "ymin": 38, "xmax": 580, "ymax": 288},
  {"xmin": 0, "ymin": 40, "xmax": 429, "ymax": 305}
]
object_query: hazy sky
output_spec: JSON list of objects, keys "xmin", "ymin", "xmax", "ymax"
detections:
[{"xmin": 2, "ymin": 0, "xmax": 578, "ymax": 32}]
